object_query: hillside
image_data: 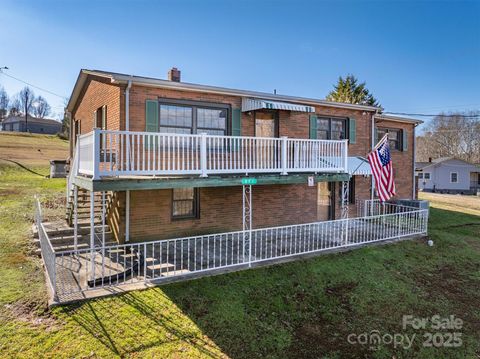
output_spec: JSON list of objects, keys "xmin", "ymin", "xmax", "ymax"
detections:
[{"xmin": 0, "ymin": 131, "xmax": 69, "ymax": 167}]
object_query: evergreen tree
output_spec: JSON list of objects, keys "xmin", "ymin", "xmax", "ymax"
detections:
[{"xmin": 326, "ymin": 75, "xmax": 379, "ymax": 107}]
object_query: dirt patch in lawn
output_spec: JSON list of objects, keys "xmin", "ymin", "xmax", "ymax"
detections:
[
  {"xmin": 414, "ymin": 264, "xmax": 480, "ymax": 333},
  {"xmin": 286, "ymin": 282, "xmax": 372, "ymax": 359},
  {"xmin": 2, "ymin": 300, "xmax": 60, "ymax": 331}
]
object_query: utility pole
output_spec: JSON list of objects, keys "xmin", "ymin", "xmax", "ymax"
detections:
[{"xmin": 25, "ymin": 98, "xmax": 28, "ymax": 132}]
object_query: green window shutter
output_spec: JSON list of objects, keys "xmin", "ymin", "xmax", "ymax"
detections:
[
  {"xmin": 145, "ymin": 100, "xmax": 159, "ymax": 132},
  {"xmin": 309, "ymin": 115, "xmax": 318, "ymax": 139},
  {"xmin": 231, "ymin": 108, "xmax": 241, "ymax": 152},
  {"xmin": 348, "ymin": 117, "xmax": 356, "ymax": 144},
  {"xmin": 402, "ymin": 129, "xmax": 408, "ymax": 151},
  {"xmin": 374, "ymin": 127, "xmax": 378, "ymax": 144},
  {"xmin": 145, "ymin": 100, "xmax": 159, "ymax": 149},
  {"xmin": 231, "ymin": 108, "xmax": 241, "ymax": 136}
]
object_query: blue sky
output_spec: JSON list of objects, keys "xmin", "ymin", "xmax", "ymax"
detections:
[{"xmin": 1, "ymin": 0, "xmax": 479, "ymax": 127}]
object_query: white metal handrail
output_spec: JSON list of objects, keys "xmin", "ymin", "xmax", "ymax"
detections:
[
  {"xmin": 52, "ymin": 204, "xmax": 428, "ymax": 298},
  {"xmin": 76, "ymin": 129, "xmax": 348, "ymax": 179},
  {"xmin": 34, "ymin": 196, "xmax": 57, "ymax": 298}
]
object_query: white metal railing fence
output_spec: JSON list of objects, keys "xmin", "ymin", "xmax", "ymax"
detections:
[
  {"xmin": 51, "ymin": 204, "xmax": 428, "ymax": 298},
  {"xmin": 357, "ymin": 199, "xmax": 421, "ymax": 217},
  {"xmin": 34, "ymin": 196, "xmax": 57, "ymax": 297},
  {"xmin": 76, "ymin": 129, "xmax": 348, "ymax": 179}
]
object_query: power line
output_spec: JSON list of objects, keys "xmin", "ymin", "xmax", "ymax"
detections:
[
  {"xmin": 0, "ymin": 70, "xmax": 68, "ymax": 100},
  {"xmin": 396, "ymin": 103, "xmax": 480, "ymax": 112},
  {"xmin": 385, "ymin": 111, "xmax": 479, "ymax": 119}
]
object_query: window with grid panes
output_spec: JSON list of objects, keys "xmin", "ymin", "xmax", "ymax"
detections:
[{"xmin": 172, "ymin": 188, "xmax": 199, "ymax": 219}]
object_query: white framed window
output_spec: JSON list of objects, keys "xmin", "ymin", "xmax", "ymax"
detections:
[
  {"xmin": 424, "ymin": 172, "xmax": 430, "ymax": 180},
  {"xmin": 418, "ymin": 173, "xmax": 423, "ymax": 179},
  {"xmin": 450, "ymin": 172, "xmax": 458, "ymax": 183}
]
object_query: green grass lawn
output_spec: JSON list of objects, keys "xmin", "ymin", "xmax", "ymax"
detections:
[{"xmin": 0, "ymin": 162, "xmax": 479, "ymax": 358}]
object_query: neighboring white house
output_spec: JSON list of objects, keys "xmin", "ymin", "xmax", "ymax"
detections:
[{"xmin": 416, "ymin": 157, "xmax": 480, "ymax": 194}]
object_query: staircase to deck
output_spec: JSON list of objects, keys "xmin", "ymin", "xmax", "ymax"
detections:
[
  {"xmin": 33, "ymin": 188, "xmax": 116, "ymax": 253},
  {"xmin": 66, "ymin": 188, "xmax": 107, "ymax": 226}
]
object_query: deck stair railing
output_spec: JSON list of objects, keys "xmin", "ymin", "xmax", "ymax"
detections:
[{"xmin": 75, "ymin": 129, "xmax": 348, "ymax": 179}]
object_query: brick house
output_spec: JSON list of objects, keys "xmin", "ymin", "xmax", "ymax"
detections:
[
  {"xmin": 30, "ymin": 67, "xmax": 430, "ymax": 300},
  {"xmin": 65, "ymin": 68, "xmax": 422, "ymax": 244}
]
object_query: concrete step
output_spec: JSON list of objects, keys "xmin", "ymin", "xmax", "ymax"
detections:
[
  {"xmin": 34, "ymin": 241, "xmax": 118, "ymax": 255},
  {"xmin": 161, "ymin": 269, "xmax": 191, "ymax": 277},
  {"xmin": 108, "ymin": 248, "xmax": 126, "ymax": 254},
  {"xmin": 33, "ymin": 223, "xmax": 110, "ymax": 238},
  {"xmin": 147, "ymin": 263, "xmax": 175, "ymax": 271},
  {"xmin": 33, "ymin": 233, "xmax": 114, "ymax": 248}
]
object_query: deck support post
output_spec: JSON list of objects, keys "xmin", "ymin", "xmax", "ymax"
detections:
[
  {"xmin": 90, "ymin": 190, "xmax": 95, "ymax": 280},
  {"xmin": 341, "ymin": 180, "xmax": 349, "ymax": 245},
  {"xmin": 73, "ymin": 185, "xmax": 78, "ymax": 251},
  {"xmin": 341, "ymin": 180, "xmax": 349, "ymax": 219},
  {"xmin": 101, "ymin": 191, "xmax": 106, "ymax": 278},
  {"xmin": 125, "ymin": 190, "xmax": 130, "ymax": 242},
  {"xmin": 242, "ymin": 185, "xmax": 252, "ymax": 267},
  {"xmin": 102, "ymin": 191, "xmax": 106, "ymax": 248}
]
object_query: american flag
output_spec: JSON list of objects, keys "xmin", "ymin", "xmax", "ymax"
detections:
[{"xmin": 368, "ymin": 134, "xmax": 396, "ymax": 202}]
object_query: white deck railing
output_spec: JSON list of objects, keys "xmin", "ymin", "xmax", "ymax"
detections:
[
  {"xmin": 76, "ymin": 129, "xmax": 348, "ymax": 179},
  {"xmin": 39, "ymin": 201, "xmax": 428, "ymax": 301}
]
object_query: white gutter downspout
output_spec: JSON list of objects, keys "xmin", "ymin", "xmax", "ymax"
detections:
[
  {"xmin": 125, "ymin": 79, "xmax": 132, "ymax": 243},
  {"xmin": 370, "ymin": 112, "xmax": 377, "ymax": 201},
  {"xmin": 413, "ymin": 123, "xmax": 418, "ymax": 199},
  {"xmin": 125, "ymin": 78, "xmax": 132, "ymax": 130}
]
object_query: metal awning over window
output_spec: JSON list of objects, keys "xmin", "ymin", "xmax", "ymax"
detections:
[
  {"xmin": 348, "ymin": 156, "xmax": 372, "ymax": 176},
  {"xmin": 242, "ymin": 98, "xmax": 315, "ymax": 113}
]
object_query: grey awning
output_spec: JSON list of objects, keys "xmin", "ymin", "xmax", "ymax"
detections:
[
  {"xmin": 242, "ymin": 98, "xmax": 315, "ymax": 113},
  {"xmin": 348, "ymin": 156, "xmax": 371, "ymax": 175}
]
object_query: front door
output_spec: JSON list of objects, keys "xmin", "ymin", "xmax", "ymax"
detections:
[
  {"xmin": 255, "ymin": 111, "xmax": 278, "ymax": 168},
  {"xmin": 255, "ymin": 111, "xmax": 278, "ymax": 138},
  {"xmin": 317, "ymin": 182, "xmax": 335, "ymax": 221}
]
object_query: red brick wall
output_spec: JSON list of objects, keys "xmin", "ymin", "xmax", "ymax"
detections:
[
  {"xmin": 72, "ymin": 81, "xmax": 417, "ymax": 242},
  {"xmin": 116, "ymin": 183, "xmax": 317, "ymax": 243},
  {"xmin": 375, "ymin": 120, "xmax": 415, "ymax": 199},
  {"xmin": 72, "ymin": 76, "xmax": 124, "ymax": 137}
]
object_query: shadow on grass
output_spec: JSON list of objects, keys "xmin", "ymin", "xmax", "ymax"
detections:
[
  {"xmin": 57, "ymin": 207, "xmax": 480, "ymax": 358},
  {"xmin": 60, "ymin": 288, "xmax": 225, "ymax": 358}
]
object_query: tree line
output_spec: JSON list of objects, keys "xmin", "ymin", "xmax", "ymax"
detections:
[
  {"xmin": 416, "ymin": 112, "xmax": 480, "ymax": 164},
  {"xmin": 0, "ymin": 85, "xmax": 51, "ymax": 120}
]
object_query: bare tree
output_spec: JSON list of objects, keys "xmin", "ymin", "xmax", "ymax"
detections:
[
  {"xmin": 416, "ymin": 111, "xmax": 480, "ymax": 164},
  {"xmin": 18, "ymin": 86, "xmax": 35, "ymax": 115},
  {"xmin": 8, "ymin": 96, "xmax": 21, "ymax": 116},
  {"xmin": 32, "ymin": 95, "xmax": 51, "ymax": 118},
  {"xmin": 0, "ymin": 86, "xmax": 8, "ymax": 119},
  {"xmin": 16, "ymin": 86, "xmax": 35, "ymax": 131}
]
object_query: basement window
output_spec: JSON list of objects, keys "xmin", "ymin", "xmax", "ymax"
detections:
[{"xmin": 172, "ymin": 188, "xmax": 199, "ymax": 219}]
